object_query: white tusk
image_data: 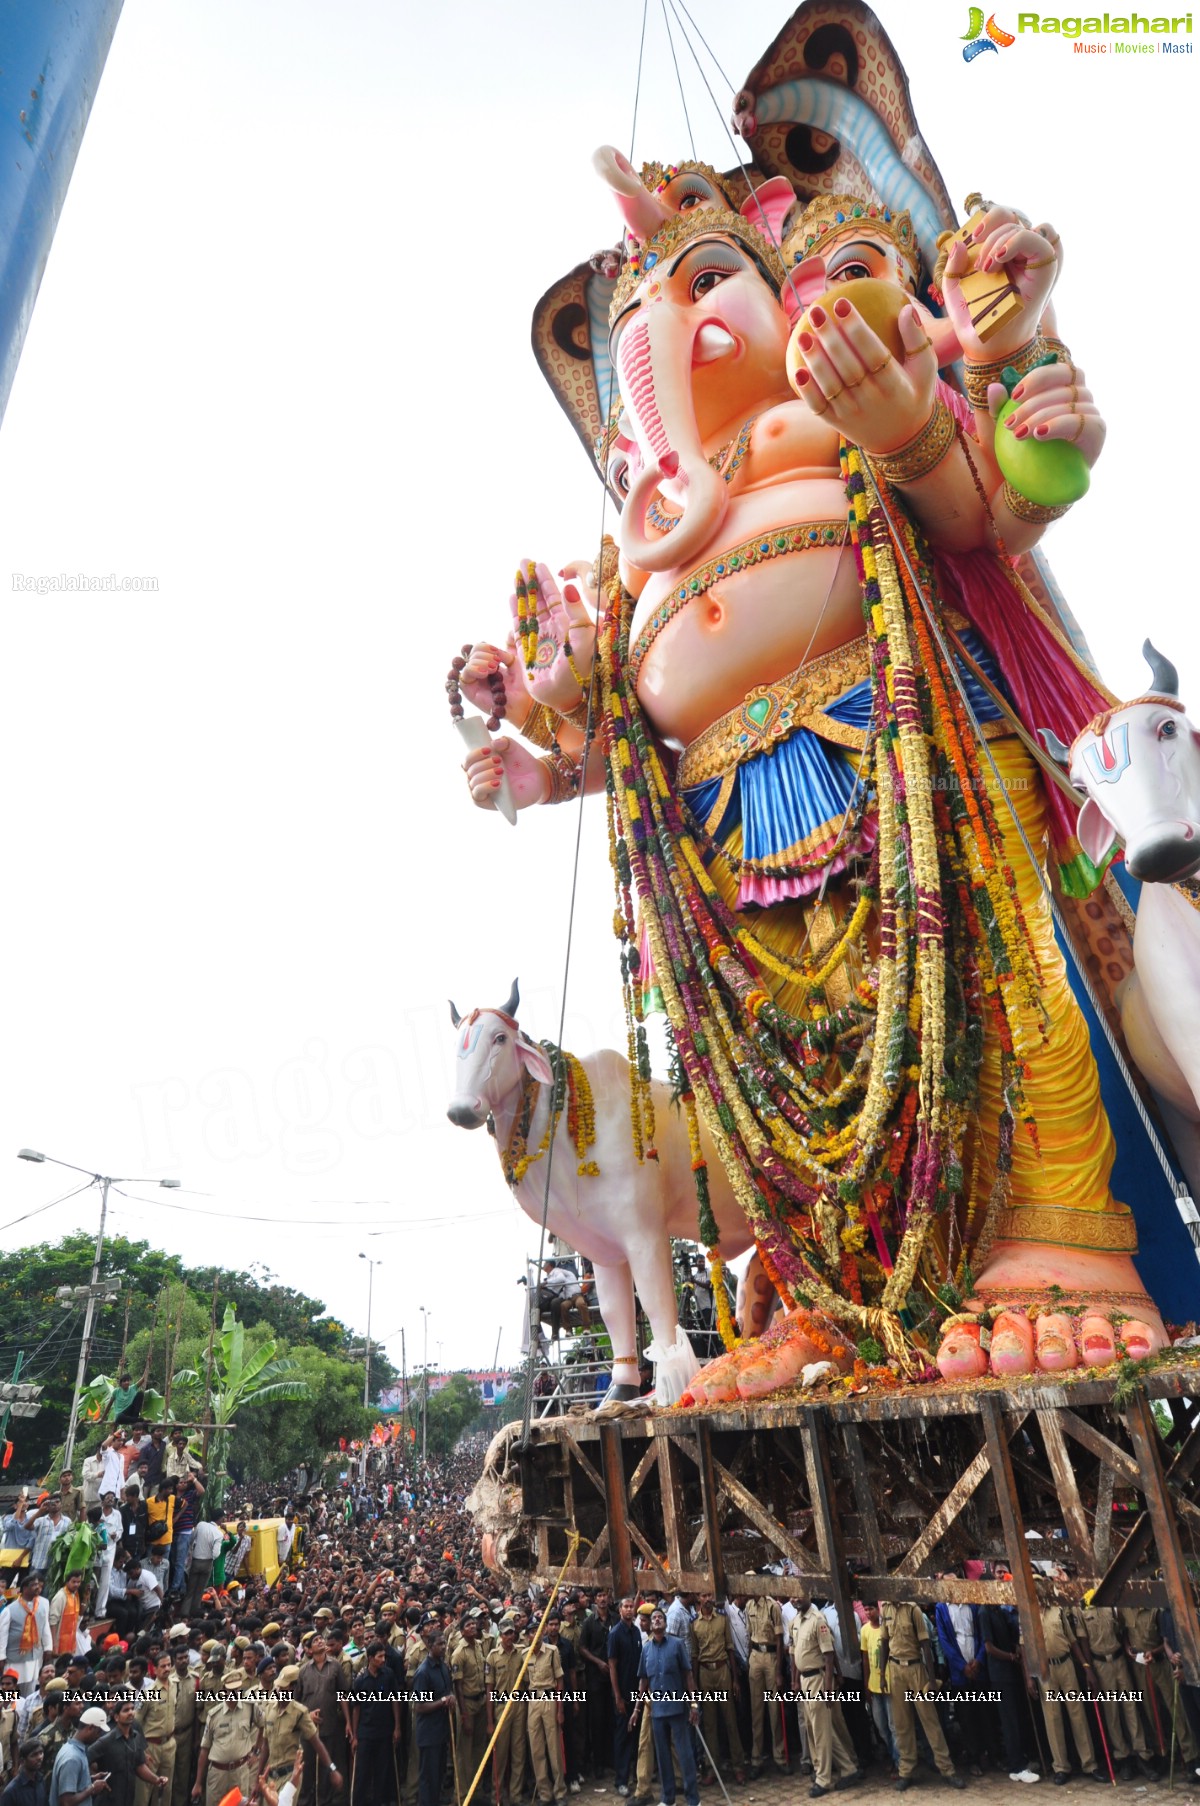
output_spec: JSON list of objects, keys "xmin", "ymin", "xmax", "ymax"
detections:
[{"xmin": 693, "ymin": 322, "xmax": 736, "ymax": 364}]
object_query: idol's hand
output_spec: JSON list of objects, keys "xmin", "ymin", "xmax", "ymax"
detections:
[
  {"xmin": 462, "ymin": 735, "xmax": 549, "ymax": 812},
  {"xmin": 989, "ymin": 358, "xmax": 1105, "ymax": 468},
  {"xmin": 508, "ymin": 560, "xmax": 597, "ymax": 715},
  {"xmin": 459, "ymin": 634, "xmax": 530, "ymax": 723},
  {"xmin": 791, "ymin": 297, "xmax": 939, "ymax": 457},
  {"xmin": 942, "ymin": 204, "xmax": 1061, "ymax": 362}
]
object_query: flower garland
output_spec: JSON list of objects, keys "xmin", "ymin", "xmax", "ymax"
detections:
[
  {"xmin": 597, "ymin": 441, "xmax": 1051, "ymax": 1369},
  {"xmin": 502, "ymin": 1046, "xmax": 601, "ymax": 1185}
]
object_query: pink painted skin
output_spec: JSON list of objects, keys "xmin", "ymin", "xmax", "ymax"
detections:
[
  {"xmin": 935, "ymin": 1321, "xmax": 989, "ymax": 1383},
  {"xmin": 1118, "ymin": 1318, "xmax": 1162, "ymax": 1361},
  {"xmin": 1078, "ymin": 1315, "xmax": 1119, "ymax": 1367},
  {"xmin": 989, "ymin": 1309, "xmax": 1036, "ymax": 1377},
  {"xmin": 683, "ymin": 1347, "xmax": 753, "ymax": 1407},
  {"xmin": 1034, "ymin": 1311, "xmax": 1079, "ymax": 1373},
  {"xmin": 736, "ymin": 1334, "xmax": 823, "ymax": 1400}
]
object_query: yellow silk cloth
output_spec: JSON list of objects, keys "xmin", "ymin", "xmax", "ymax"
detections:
[{"xmin": 702, "ymin": 734, "xmax": 1130, "ymax": 1251}]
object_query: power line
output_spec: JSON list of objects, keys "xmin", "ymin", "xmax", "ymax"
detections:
[{"xmin": 0, "ymin": 1181, "xmax": 95, "ymax": 1235}]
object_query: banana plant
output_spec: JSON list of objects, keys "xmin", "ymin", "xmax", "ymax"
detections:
[{"xmin": 205, "ymin": 1306, "xmax": 310, "ymax": 1509}]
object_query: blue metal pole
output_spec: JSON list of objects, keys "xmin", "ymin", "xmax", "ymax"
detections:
[{"xmin": 0, "ymin": 0, "xmax": 124, "ymax": 426}]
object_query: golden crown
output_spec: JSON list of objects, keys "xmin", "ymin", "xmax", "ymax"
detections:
[
  {"xmin": 608, "ymin": 206, "xmax": 786, "ymax": 323},
  {"xmin": 638, "ymin": 159, "xmax": 740, "ymax": 206},
  {"xmin": 780, "ymin": 193, "xmax": 921, "ymax": 287}
]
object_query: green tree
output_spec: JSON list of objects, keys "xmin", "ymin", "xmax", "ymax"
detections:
[
  {"xmin": 227, "ymin": 1343, "xmax": 373, "ymax": 1483},
  {"xmin": 423, "ymin": 1373, "xmax": 484, "ymax": 1456},
  {"xmin": 206, "ymin": 1307, "xmax": 310, "ymax": 1509}
]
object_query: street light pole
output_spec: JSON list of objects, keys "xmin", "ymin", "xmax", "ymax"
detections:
[
  {"xmin": 419, "ymin": 1305, "xmax": 430, "ymax": 1464},
  {"xmin": 17, "ymin": 1150, "xmax": 178, "ymax": 1470},
  {"xmin": 358, "ymin": 1254, "xmax": 381, "ymax": 1410}
]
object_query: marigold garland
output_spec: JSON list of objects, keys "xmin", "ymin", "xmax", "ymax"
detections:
[{"xmin": 596, "ymin": 440, "xmax": 1051, "ymax": 1370}]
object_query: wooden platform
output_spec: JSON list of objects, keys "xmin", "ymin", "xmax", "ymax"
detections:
[{"xmin": 510, "ymin": 1361, "xmax": 1200, "ymax": 1684}]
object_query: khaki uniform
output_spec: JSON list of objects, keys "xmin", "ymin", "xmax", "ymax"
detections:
[
  {"xmin": 789, "ymin": 1608, "xmax": 857, "ymax": 1792},
  {"xmin": 403, "ymin": 1635, "xmax": 434, "ymax": 1804},
  {"xmin": 1121, "ymin": 1606, "xmax": 1200, "ymax": 1762},
  {"xmin": 135, "ymin": 1681, "xmax": 177, "ymax": 1806},
  {"xmin": 171, "ymin": 1672, "xmax": 198, "ymax": 1806},
  {"xmin": 485, "ymin": 1644, "xmax": 528, "ymax": 1806},
  {"xmin": 1034, "ymin": 1606, "xmax": 1095, "ymax": 1777},
  {"xmin": 525, "ymin": 1644, "xmax": 565, "ymax": 1804},
  {"xmin": 691, "ymin": 1612, "xmax": 745, "ymax": 1773},
  {"xmin": 452, "ymin": 1642, "xmax": 489, "ymax": 1786},
  {"xmin": 1077, "ymin": 1606, "xmax": 1151, "ymax": 1764},
  {"xmin": 0, "ymin": 1708, "xmax": 18, "ymax": 1787},
  {"xmin": 881, "ymin": 1602, "xmax": 955, "ymax": 1781},
  {"xmin": 745, "ymin": 1596, "xmax": 786, "ymax": 1771},
  {"xmin": 199, "ymin": 1698, "xmax": 261, "ymax": 1806},
  {"xmin": 295, "ymin": 1656, "xmax": 348, "ymax": 1806},
  {"xmin": 262, "ymin": 1697, "xmax": 319, "ymax": 1785}
]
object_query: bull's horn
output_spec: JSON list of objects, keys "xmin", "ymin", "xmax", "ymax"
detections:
[
  {"xmin": 501, "ymin": 977, "xmax": 520, "ymax": 1018},
  {"xmin": 449, "ymin": 1000, "xmax": 462, "ymax": 1029},
  {"xmin": 1039, "ymin": 728, "xmax": 1072, "ymax": 766},
  {"xmin": 1143, "ymin": 639, "xmax": 1179, "ymax": 697}
]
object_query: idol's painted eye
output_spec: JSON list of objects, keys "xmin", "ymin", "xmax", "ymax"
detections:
[
  {"xmin": 828, "ymin": 260, "xmax": 872, "ymax": 284},
  {"xmin": 691, "ymin": 268, "xmax": 732, "ymax": 300},
  {"xmin": 1158, "ymin": 719, "xmax": 1177, "ymax": 741}
]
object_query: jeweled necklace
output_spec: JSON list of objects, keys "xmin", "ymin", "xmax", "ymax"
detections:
[{"xmin": 648, "ymin": 413, "xmax": 759, "ymax": 535}]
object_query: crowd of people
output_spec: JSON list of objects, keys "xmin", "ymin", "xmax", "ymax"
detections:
[{"xmin": 0, "ymin": 1418, "xmax": 1196, "ymax": 1806}]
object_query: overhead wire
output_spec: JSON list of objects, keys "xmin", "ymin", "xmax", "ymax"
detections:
[
  {"xmin": 661, "ymin": 0, "xmax": 696, "ymax": 160},
  {"xmin": 0, "ymin": 1181, "xmax": 96, "ymax": 1236}
]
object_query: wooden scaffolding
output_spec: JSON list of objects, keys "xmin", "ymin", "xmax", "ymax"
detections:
[{"xmin": 507, "ymin": 1361, "xmax": 1200, "ymax": 1682}]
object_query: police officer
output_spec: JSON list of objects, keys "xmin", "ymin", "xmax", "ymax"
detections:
[
  {"xmin": 192, "ymin": 1675, "xmax": 261, "ymax": 1806},
  {"xmin": 1075, "ymin": 1602, "xmax": 1157, "ymax": 1782},
  {"xmin": 879, "ymin": 1601, "xmax": 964, "ymax": 1791},
  {"xmin": 1122, "ymin": 1604, "xmax": 1200, "ymax": 1767},
  {"xmin": 1026, "ymin": 1604, "xmax": 1104, "ymax": 1784},
  {"xmin": 135, "ymin": 1655, "xmax": 176, "ymax": 1806},
  {"xmin": 452, "ymin": 1616, "xmax": 489, "ymax": 1789},
  {"xmin": 485, "ymin": 1621, "xmax": 528, "ymax": 1806},
  {"xmin": 525, "ymin": 1623, "xmax": 567, "ymax": 1806},
  {"xmin": 788, "ymin": 1594, "xmax": 859, "ymax": 1800},
  {"xmin": 744, "ymin": 1594, "xmax": 786, "ymax": 1776},
  {"xmin": 690, "ymin": 1598, "xmax": 745, "ymax": 1784}
]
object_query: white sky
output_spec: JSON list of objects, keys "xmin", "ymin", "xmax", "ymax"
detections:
[{"xmin": 1, "ymin": 0, "xmax": 1196, "ymax": 1384}]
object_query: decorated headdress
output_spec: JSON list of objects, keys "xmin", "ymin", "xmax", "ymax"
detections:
[
  {"xmin": 639, "ymin": 159, "xmax": 734, "ymax": 201},
  {"xmin": 780, "ymin": 192, "xmax": 921, "ymax": 287},
  {"xmin": 608, "ymin": 205, "xmax": 787, "ymax": 323}
]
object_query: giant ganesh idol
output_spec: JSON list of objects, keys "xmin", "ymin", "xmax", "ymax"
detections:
[{"xmin": 451, "ymin": 2, "xmax": 1194, "ymax": 1396}]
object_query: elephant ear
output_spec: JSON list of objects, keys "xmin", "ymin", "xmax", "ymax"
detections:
[
  {"xmin": 740, "ymin": 174, "xmax": 796, "ymax": 247},
  {"xmin": 734, "ymin": 0, "xmax": 956, "ymax": 289},
  {"xmin": 531, "ymin": 260, "xmax": 621, "ymax": 502}
]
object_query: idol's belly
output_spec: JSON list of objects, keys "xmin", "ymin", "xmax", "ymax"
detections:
[{"xmin": 630, "ymin": 480, "xmax": 863, "ymax": 750}]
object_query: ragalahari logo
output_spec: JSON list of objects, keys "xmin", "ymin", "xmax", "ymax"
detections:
[{"xmin": 962, "ymin": 8, "xmax": 1016, "ymax": 58}]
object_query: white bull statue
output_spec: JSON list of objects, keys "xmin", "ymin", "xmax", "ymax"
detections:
[
  {"xmin": 446, "ymin": 980, "xmax": 757, "ymax": 1403},
  {"xmin": 1045, "ymin": 640, "xmax": 1200, "ymax": 1216}
]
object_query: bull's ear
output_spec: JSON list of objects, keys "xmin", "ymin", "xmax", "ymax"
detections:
[
  {"xmin": 515, "ymin": 1037, "xmax": 555, "ymax": 1087},
  {"xmin": 1077, "ymin": 797, "xmax": 1119, "ymax": 869}
]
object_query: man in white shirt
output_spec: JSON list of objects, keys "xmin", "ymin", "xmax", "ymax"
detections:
[
  {"xmin": 0, "ymin": 1577, "xmax": 50, "ymax": 1694},
  {"xmin": 184, "ymin": 1515, "xmax": 225, "ymax": 1614},
  {"xmin": 276, "ymin": 1512, "xmax": 295, "ymax": 1568},
  {"xmin": 97, "ymin": 1433, "xmax": 127, "ymax": 1502},
  {"xmin": 96, "ymin": 1491, "xmax": 123, "ymax": 1614}
]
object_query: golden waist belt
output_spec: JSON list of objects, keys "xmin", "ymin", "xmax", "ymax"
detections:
[
  {"xmin": 629, "ymin": 520, "xmax": 849, "ymax": 689},
  {"xmin": 676, "ymin": 636, "xmax": 871, "ymax": 792}
]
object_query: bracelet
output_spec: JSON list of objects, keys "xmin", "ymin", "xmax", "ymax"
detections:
[
  {"xmin": 869, "ymin": 398, "xmax": 956, "ymax": 486},
  {"xmin": 539, "ymin": 752, "xmax": 582, "ymax": 806},
  {"xmin": 521, "ymin": 704, "xmax": 561, "ymax": 751},
  {"xmin": 1000, "ymin": 481, "xmax": 1071, "ymax": 525},
  {"xmin": 962, "ymin": 333, "xmax": 1066, "ymax": 409},
  {"xmin": 561, "ymin": 698, "xmax": 592, "ymax": 732}
]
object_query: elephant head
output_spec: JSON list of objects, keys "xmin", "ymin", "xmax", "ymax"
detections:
[{"xmin": 605, "ymin": 206, "xmax": 793, "ymax": 573}]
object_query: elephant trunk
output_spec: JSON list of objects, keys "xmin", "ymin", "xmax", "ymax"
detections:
[
  {"xmin": 616, "ymin": 308, "xmax": 730, "ymax": 574},
  {"xmin": 592, "ymin": 144, "xmax": 673, "ymax": 243}
]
